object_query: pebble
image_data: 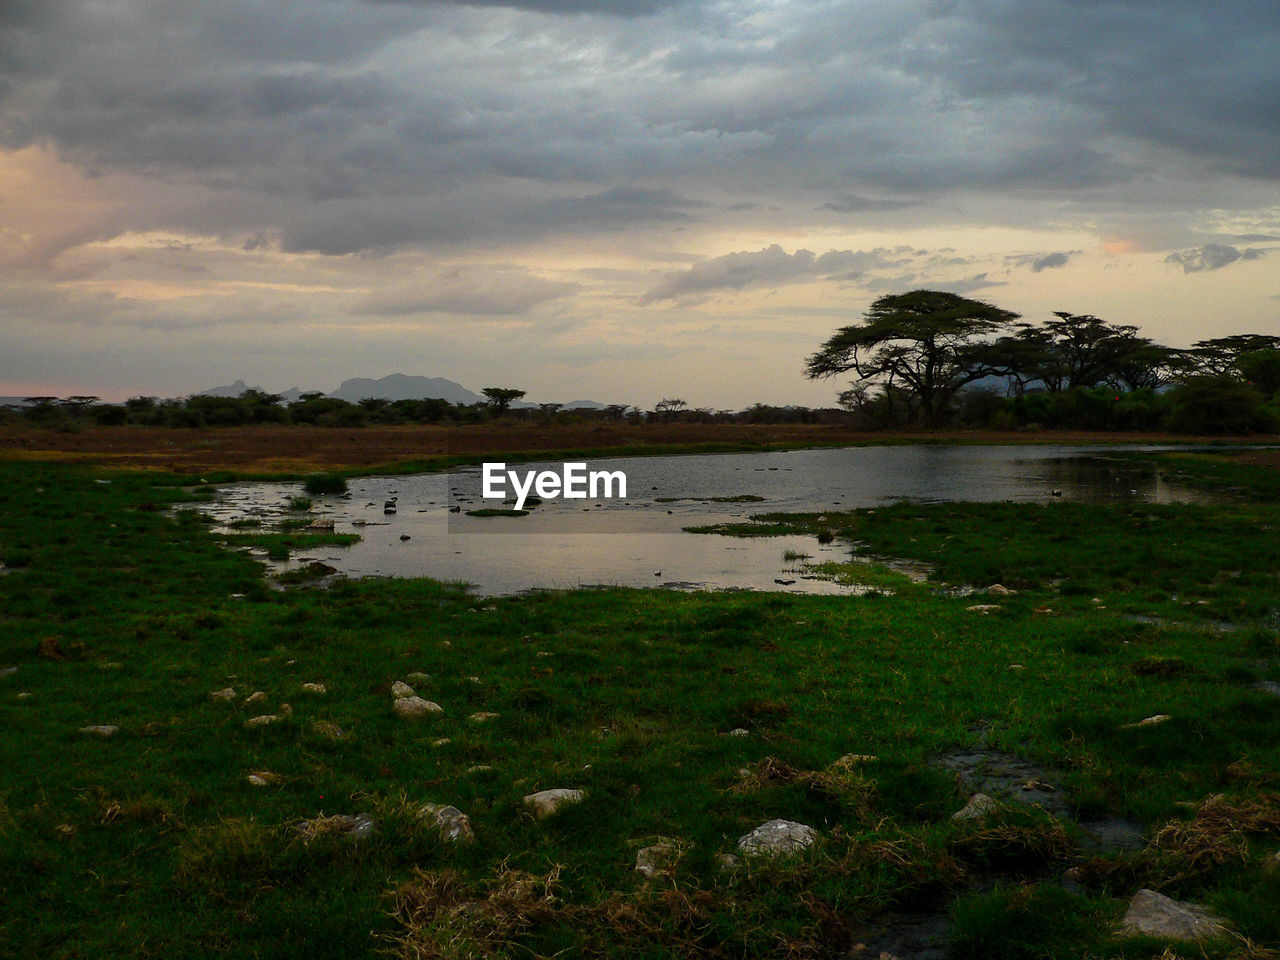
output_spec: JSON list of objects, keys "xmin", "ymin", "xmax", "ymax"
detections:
[
  {"xmin": 394, "ymin": 696, "xmax": 443, "ymax": 718},
  {"xmin": 79, "ymin": 725, "xmax": 119, "ymax": 737},
  {"xmin": 523, "ymin": 788, "xmax": 585, "ymax": 819}
]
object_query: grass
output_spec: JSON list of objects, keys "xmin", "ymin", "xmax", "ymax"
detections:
[{"xmin": 2, "ymin": 455, "xmax": 1280, "ymax": 957}]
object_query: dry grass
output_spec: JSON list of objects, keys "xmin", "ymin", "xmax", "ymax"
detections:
[{"xmin": 1152, "ymin": 792, "xmax": 1280, "ymax": 877}]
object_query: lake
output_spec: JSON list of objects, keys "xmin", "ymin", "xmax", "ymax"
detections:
[{"xmin": 206, "ymin": 444, "xmax": 1235, "ymax": 596}]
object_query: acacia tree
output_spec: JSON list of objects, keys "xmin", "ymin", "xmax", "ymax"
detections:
[
  {"xmin": 481, "ymin": 387, "xmax": 526, "ymax": 413},
  {"xmin": 806, "ymin": 290, "xmax": 1019, "ymax": 427}
]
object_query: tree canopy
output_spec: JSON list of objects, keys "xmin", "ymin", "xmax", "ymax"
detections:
[{"xmin": 805, "ymin": 289, "xmax": 1020, "ymax": 427}]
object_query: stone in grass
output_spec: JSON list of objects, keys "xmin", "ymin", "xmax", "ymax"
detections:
[
  {"xmin": 244, "ymin": 714, "xmax": 281, "ymax": 728},
  {"xmin": 737, "ymin": 819, "xmax": 817, "ymax": 857},
  {"xmin": 246, "ymin": 770, "xmax": 282, "ymax": 787},
  {"xmin": 469, "ymin": 711, "xmax": 500, "ymax": 723},
  {"xmin": 394, "ymin": 696, "xmax": 443, "ymax": 718},
  {"xmin": 635, "ymin": 842, "xmax": 681, "ymax": 878},
  {"xmin": 418, "ymin": 803, "xmax": 475, "ymax": 843},
  {"xmin": 1121, "ymin": 714, "xmax": 1172, "ymax": 729},
  {"xmin": 523, "ymin": 788, "xmax": 586, "ymax": 819},
  {"xmin": 966, "ymin": 604, "xmax": 1001, "ymax": 614},
  {"xmin": 1118, "ymin": 889, "xmax": 1229, "ymax": 941},
  {"xmin": 79, "ymin": 724, "xmax": 119, "ymax": 737},
  {"xmin": 294, "ymin": 813, "xmax": 375, "ymax": 842},
  {"xmin": 726, "ymin": 728, "xmax": 750, "ymax": 737},
  {"xmin": 312, "ymin": 720, "xmax": 346, "ymax": 740},
  {"xmin": 243, "ymin": 691, "xmax": 267, "ymax": 705},
  {"xmin": 299, "ymin": 682, "xmax": 327, "ymax": 694},
  {"xmin": 952, "ymin": 793, "xmax": 1000, "ymax": 821},
  {"xmin": 390, "ymin": 680, "xmax": 415, "ymax": 698},
  {"xmin": 986, "ymin": 583, "xmax": 1017, "ymax": 596},
  {"xmin": 208, "ymin": 687, "xmax": 237, "ymax": 701}
]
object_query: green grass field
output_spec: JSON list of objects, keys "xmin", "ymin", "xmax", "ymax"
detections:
[{"xmin": 2, "ymin": 455, "xmax": 1279, "ymax": 958}]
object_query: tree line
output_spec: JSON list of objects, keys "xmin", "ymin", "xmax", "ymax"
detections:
[{"xmin": 806, "ymin": 289, "xmax": 1280, "ymax": 434}]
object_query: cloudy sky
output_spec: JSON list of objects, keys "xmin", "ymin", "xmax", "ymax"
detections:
[{"xmin": 1, "ymin": 0, "xmax": 1277, "ymax": 407}]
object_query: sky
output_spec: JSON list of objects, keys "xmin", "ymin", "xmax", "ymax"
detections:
[{"xmin": 1, "ymin": 0, "xmax": 1277, "ymax": 408}]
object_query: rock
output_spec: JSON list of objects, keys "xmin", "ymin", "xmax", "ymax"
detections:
[
  {"xmin": 280, "ymin": 703, "xmax": 293, "ymax": 716},
  {"xmin": 394, "ymin": 696, "xmax": 442, "ymax": 718},
  {"xmin": 418, "ymin": 803, "xmax": 475, "ymax": 842},
  {"xmin": 79, "ymin": 724, "xmax": 119, "ymax": 737},
  {"xmin": 243, "ymin": 714, "xmax": 280, "ymax": 728},
  {"xmin": 714, "ymin": 853, "xmax": 742, "ymax": 872},
  {"xmin": 1118, "ymin": 888, "xmax": 1228, "ymax": 941},
  {"xmin": 406, "ymin": 672, "xmax": 432, "ymax": 684},
  {"xmin": 952, "ymin": 793, "xmax": 1000, "ymax": 821},
  {"xmin": 635, "ymin": 842, "xmax": 680, "ymax": 878},
  {"xmin": 726, "ymin": 727, "xmax": 750, "ymax": 737},
  {"xmin": 523, "ymin": 788, "xmax": 586, "ymax": 819},
  {"xmin": 312, "ymin": 720, "xmax": 346, "ymax": 740},
  {"xmin": 308, "ymin": 517, "xmax": 335, "ymax": 530},
  {"xmin": 966, "ymin": 604, "xmax": 1001, "ymax": 614},
  {"xmin": 738, "ymin": 819, "xmax": 816, "ymax": 857},
  {"xmin": 244, "ymin": 691, "xmax": 267, "ymax": 705},
  {"xmin": 467, "ymin": 765, "xmax": 495, "ymax": 775},
  {"xmin": 986, "ymin": 583, "xmax": 1017, "ymax": 596},
  {"xmin": 390, "ymin": 680, "xmax": 416, "ymax": 698},
  {"xmin": 1121, "ymin": 714, "xmax": 1172, "ymax": 729},
  {"xmin": 246, "ymin": 770, "xmax": 282, "ymax": 787},
  {"xmin": 209, "ymin": 687, "xmax": 237, "ymax": 701},
  {"xmin": 432, "ymin": 737, "xmax": 452, "ymax": 747},
  {"xmin": 300, "ymin": 682, "xmax": 327, "ymax": 694},
  {"xmin": 469, "ymin": 711, "xmax": 500, "ymax": 723},
  {"xmin": 295, "ymin": 813, "xmax": 375, "ymax": 842}
]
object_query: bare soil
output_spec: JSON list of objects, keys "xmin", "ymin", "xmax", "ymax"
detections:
[{"xmin": 0, "ymin": 423, "xmax": 1272, "ymax": 473}]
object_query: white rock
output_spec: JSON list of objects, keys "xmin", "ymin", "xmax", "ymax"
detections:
[
  {"xmin": 1121, "ymin": 714, "xmax": 1172, "ymax": 729},
  {"xmin": 79, "ymin": 724, "xmax": 119, "ymax": 737},
  {"xmin": 737, "ymin": 819, "xmax": 816, "ymax": 857},
  {"xmin": 635, "ymin": 842, "xmax": 680, "ymax": 878},
  {"xmin": 209, "ymin": 687, "xmax": 237, "ymax": 701},
  {"xmin": 523, "ymin": 788, "xmax": 586, "ymax": 819},
  {"xmin": 1118, "ymin": 889, "xmax": 1228, "ymax": 941},
  {"xmin": 432, "ymin": 738, "xmax": 452, "ymax": 747},
  {"xmin": 307, "ymin": 517, "xmax": 335, "ymax": 530},
  {"xmin": 243, "ymin": 714, "xmax": 280, "ymax": 728},
  {"xmin": 726, "ymin": 728, "xmax": 750, "ymax": 737},
  {"xmin": 300, "ymin": 682, "xmax": 327, "ymax": 694},
  {"xmin": 418, "ymin": 803, "xmax": 475, "ymax": 843},
  {"xmin": 246, "ymin": 770, "xmax": 281, "ymax": 787},
  {"xmin": 952, "ymin": 793, "xmax": 1000, "ymax": 820},
  {"xmin": 966, "ymin": 604, "xmax": 1001, "ymax": 614},
  {"xmin": 394, "ymin": 696, "xmax": 442, "ymax": 718},
  {"xmin": 244, "ymin": 691, "xmax": 267, "ymax": 705},
  {"xmin": 390, "ymin": 681, "xmax": 415, "ymax": 698}
]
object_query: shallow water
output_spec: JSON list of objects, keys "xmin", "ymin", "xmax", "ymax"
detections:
[{"xmin": 206, "ymin": 443, "xmax": 1239, "ymax": 596}]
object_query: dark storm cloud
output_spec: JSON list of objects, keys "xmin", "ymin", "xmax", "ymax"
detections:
[
  {"xmin": 365, "ymin": 0, "xmax": 679, "ymax": 15},
  {"xmin": 1, "ymin": 0, "xmax": 1277, "ymax": 262},
  {"xmin": 1165, "ymin": 244, "xmax": 1266, "ymax": 274},
  {"xmin": 638, "ymin": 245, "xmax": 919, "ymax": 303}
]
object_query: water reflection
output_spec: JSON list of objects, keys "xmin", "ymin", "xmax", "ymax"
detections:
[{"xmin": 204, "ymin": 444, "xmax": 1243, "ymax": 596}]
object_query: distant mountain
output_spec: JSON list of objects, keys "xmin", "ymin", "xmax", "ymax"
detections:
[
  {"xmin": 0, "ymin": 396, "xmax": 33, "ymax": 407},
  {"xmin": 561, "ymin": 399, "xmax": 608, "ymax": 410},
  {"xmin": 197, "ymin": 379, "xmax": 262, "ymax": 398},
  {"xmin": 328, "ymin": 374, "xmax": 483, "ymax": 405}
]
